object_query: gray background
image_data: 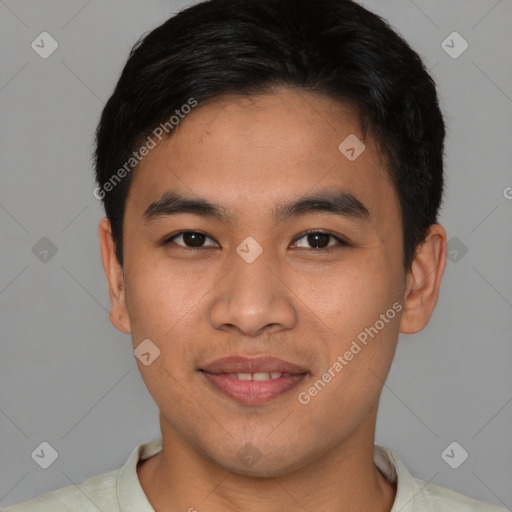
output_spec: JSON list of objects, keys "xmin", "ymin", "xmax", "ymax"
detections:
[{"xmin": 0, "ymin": 0, "xmax": 511, "ymax": 508}]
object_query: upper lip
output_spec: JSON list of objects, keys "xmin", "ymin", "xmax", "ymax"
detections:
[{"xmin": 200, "ymin": 356, "xmax": 308, "ymax": 375}]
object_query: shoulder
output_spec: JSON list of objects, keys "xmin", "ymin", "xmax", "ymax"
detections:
[
  {"xmin": 2, "ymin": 438, "xmax": 162, "ymax": 512},
  {"xmin": 1, "ymin": 469, "xmax": 120, "ymax": 512},
  {"xmin": 412, "ymin": 478, "xmax": 507, "ymax": 511},
  {"xmin": 374, "ymin": 445, "xmax": 507, "ymax": 512}
]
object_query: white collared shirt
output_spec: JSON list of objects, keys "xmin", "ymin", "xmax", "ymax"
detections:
[{"xmin": 2, "ymin": 439, "xmax": 507, "ymax": 511}]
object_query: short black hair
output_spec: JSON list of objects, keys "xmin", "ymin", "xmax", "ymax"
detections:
[{"xmin": 94, "ymin": 0, "xmax": 445, "ymax": 270}]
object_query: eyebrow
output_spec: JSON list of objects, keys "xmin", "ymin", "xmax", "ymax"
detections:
[{"xmin": 143, "ymin": 188, "xmax": 370, "ymax": 225}]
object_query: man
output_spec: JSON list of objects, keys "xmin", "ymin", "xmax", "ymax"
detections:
[{"xmin": 4, "ymin": 0, "xmax": 506, "ymax": 510}]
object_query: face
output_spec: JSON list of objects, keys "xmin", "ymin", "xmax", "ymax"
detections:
[{"xmin": 102, "ymin": 88, "xmax": 435, "ymax": 477}]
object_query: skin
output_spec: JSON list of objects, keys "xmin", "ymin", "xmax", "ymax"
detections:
[{"xmin": 99, "ymin": 88, "xmax": 447, "ymax": 512}]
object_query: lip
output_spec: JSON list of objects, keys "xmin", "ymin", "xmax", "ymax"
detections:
[
  {"xmin": 200, "ymin": 356, "xmax": 308, "ymax": 405},
  {"xmin": 201, "ymin": 356, "xmax": 308, "ymax": 374}
]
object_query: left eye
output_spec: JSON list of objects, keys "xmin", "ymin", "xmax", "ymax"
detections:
[{"xmin": 291, "ymin": 231, "xmax": 347, "ymax": 250}]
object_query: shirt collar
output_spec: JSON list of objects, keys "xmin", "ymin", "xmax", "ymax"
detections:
[
  {"xmin": 374, "ymin": 444, "xmax": 419, "ymax": 511},
  {"xmin": 117, "ymin": 438, "xmax": 163, "ymax": 510}
]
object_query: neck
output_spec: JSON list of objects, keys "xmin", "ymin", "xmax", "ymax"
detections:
[{"xmin": 137, "ymin": 405, "xmax": 396, "ymax": 512}]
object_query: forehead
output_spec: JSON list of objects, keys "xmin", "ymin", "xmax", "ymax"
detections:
[{"xmin": 126, "ymin": 89, "xmax": 398, "ymax": 226}]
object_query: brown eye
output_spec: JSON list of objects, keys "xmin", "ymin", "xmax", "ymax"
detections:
[
  {"xmin": 292, "ymin": 231, "xmax": 347, "ymax": 250},
  {"xmin": 166, "ymin": 231, "xmax": 218, "ymax": 248}
]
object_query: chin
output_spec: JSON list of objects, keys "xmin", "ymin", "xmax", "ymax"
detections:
[
  {"xmin": 208, "ymin": 443, "xmax": 312, "ymax": 478},
  {"xmin": 223, "ymin": 459, "xmax": 303, "ymax": 479}
]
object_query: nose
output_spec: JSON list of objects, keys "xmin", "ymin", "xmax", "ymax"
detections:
[{"xmin": 209, "ymin": 246, "xmax": 298, "ymax": 338}]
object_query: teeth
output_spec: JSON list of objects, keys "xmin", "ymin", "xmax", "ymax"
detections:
[
  {"xmin": 231, "ymin": 372, "xmax": 283, "ymax": 381},
  {"xmin": 253, "ymin": 372, "xmax": 271, "ymax": 381}
]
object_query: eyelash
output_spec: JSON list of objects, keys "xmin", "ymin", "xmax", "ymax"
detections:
[{"xmin": 162, "ymin": 230, "xmax": 349, "ymax": 251}]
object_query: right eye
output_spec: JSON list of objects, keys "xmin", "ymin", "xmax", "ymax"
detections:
[{"xmin": 163, "ymin": 231, "xmax": 219, "ymax": 249}]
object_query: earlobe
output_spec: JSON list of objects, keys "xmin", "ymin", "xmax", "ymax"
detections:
[
  {"xmin": 399, "ymin": 224, "xmax": 447, "ymax": 334},
  {"xmin": 98, "ymin": 218, "xmax": 132, "ymax": 334}
]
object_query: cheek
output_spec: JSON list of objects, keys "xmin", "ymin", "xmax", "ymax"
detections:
[
  {"xmin": 123, "ymin": 253, "xmax": 206, "ymax": 341},
  {"xmin": 300, "ymin": 256, "xmax": 403, "ymax": 405},
  {"xmin": 122, "ymin": 263, "xmax": 200, "ymax": 404},
  {"xmin": 295, "ymin": 272, "xmax": 401, "ymax": 434},
  {"xmin": 299, "ymin": 257, "xmax": 401, "ymax": 342}
]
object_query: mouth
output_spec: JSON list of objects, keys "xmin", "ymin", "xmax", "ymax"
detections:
[{"xmin": 199, "ymin": 356, "xmax": 308, "ymax": 405}]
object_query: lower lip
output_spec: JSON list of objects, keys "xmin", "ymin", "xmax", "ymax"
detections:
[{"xmin": 201, "ymin": 372, "xmax": 307, "ymax": 405}]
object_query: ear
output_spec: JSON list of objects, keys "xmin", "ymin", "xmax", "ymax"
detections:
[
  {"xmin": 400, "ymin": 224, "xmax": 447, "ymax": 334},
  {"xmin": 98, "ymin": 218, "xmax": 131, "ymax": 334}
]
